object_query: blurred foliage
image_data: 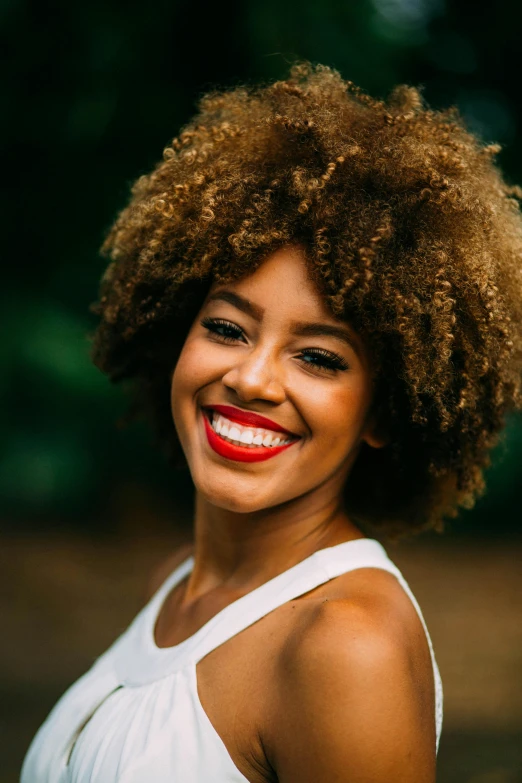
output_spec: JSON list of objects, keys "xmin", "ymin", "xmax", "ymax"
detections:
[{"xmin": 2, "ymin": 0, "xmax": 522, "ymax": 534}]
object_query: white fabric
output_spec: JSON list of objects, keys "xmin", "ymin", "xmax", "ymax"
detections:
[{"xmin": 21, "ymin": 538, "xmax": 443, "ymax": 782}]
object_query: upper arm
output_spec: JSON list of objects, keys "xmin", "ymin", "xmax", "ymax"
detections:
[{"xmin": 269, "ymin": 601, "xmax": 436, "ymax": 783}]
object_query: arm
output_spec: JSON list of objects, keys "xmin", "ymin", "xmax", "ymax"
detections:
[{"xmin": 269, "ymin": 600, "xmax": 436, "ymax": 783}]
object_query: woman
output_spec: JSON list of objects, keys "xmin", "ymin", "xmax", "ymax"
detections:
[{"xmin": 22, "ymin": 63, "xmax": 522, "ymax": 782}]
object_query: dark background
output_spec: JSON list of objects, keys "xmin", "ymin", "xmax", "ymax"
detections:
[{"xmin": 2, "ymin": 1, "xmax": 521, "ymax": 781}]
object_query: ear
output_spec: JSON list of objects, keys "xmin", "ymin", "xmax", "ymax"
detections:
[{"xmin": 361, "ymin": 412, "xmax": 391, "ymax": 450}]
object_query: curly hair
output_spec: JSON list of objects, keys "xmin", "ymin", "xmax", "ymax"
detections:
[{"xmin": 88, "ymin": 62, "xmax": 522, "ymax": 538}]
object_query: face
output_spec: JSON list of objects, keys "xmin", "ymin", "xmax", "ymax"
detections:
[{"xmin": 171, "ymin": 245, "xmax": 385, "ymax": 514}]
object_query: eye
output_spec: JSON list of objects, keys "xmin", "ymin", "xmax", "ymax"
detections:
[
  {"xmin": 200, "ymin": 317, "xmax": 245, "ymax": 344},
  {"xmin": 297, "ymin": 348, "xmax": 349, "ymax": 374}
]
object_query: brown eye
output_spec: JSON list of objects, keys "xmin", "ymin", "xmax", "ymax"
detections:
[
  {"xmin": 298, "ymin": 349, "xmax": 349, "ymax": 373},
  {"xmin": 200, "ymin": 317, "xmax": 245, "ymax": 344}
]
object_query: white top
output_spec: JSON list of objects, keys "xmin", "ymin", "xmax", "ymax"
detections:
[{"xmin": 21, "ymin": 538, "xmax": 443, "ymax": 782}]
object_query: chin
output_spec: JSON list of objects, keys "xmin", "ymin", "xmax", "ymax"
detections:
[
  {"xmin": 200, "ymin": 487, "xmax": 269, "ymax": 514},
  {"xmin": 194, "ymin": 473, "xmax": 284, "ymax": 514}
]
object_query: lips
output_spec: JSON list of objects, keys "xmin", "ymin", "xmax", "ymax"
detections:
[
  {"xmin": 202, "ymin": 404, "xmax": 299, "ymax": 437},
  {"xmin": 201, "ymin": 405, "xmax": 301, "ymax": 463}
]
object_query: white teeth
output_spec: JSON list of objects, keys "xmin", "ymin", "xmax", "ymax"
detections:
[
  {"xmin": 208, "ymin": 411, "xmax": 297, "ymax": 448},
  {"xmin": 228, "ymin": 426, "xmax": 241, "ymax": 442}
]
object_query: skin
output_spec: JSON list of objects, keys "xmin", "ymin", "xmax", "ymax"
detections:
[{"xmin": 153, "ymin": 244, "xmax": 436, "ymax": 782}]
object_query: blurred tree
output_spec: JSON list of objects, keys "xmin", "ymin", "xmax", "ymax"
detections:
[{"xmin": 1, "ymin": 0, "xmax": 521, "ymax": 534}]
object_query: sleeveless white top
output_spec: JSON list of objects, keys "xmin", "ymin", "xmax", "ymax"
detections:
[{"xmin": 21, "ymin": 538, "xmax": 443, "ymax": 782}]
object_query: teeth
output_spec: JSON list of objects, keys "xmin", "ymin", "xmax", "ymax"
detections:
[
  {"xmin": 208, "ymin": 412, "xmax": 296, "ymax": 448},
  {"xmin": 228, "ymin": 426, "xmax": 241, "ymax": 442}
]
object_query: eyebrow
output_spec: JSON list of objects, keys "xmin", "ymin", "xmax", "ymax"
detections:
[
  {"xmin": 291, "ymin": 321, "xmax": 359, "ymax": 353},
  {"xmin": 208, "ymin": 290, "xmax": 264, "ymax": 320},
  {"xmin": 206, "ymin": 290, "xmax": 360, "ymax": 353}
]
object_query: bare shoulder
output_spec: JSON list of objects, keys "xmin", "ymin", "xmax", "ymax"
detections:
[
  {"xmin": 267, "ymin": 567, "xmax": 436, "ymax": 782},
  {"xmin": 281, "ymin": 566, "xmax": 435, "ymax": 678},
  {"xmin": 145, "ymin": 541, "xmax": 194, "ymax": 600}
]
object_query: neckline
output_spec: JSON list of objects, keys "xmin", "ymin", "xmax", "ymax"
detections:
[
  {"xmin": 115, "ymin": 537, "xmax": 392, "ymax": 685},
  {"xmin": 146, "ymin": 536, "xmax": 380, "ymax": 657}
]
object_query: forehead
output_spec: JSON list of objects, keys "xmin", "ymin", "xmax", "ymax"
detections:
[{"xmin": 210, "ymin": 245, "xmax": 333, "ymax": 317}]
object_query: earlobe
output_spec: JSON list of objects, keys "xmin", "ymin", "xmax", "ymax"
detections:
[
  {"xmin": 362, "ymin": 415, "xmax": 391, "ymax": 450},
  {"xmin": 363, "ymin": 431, "xmax": 390, "ymax": 449}
]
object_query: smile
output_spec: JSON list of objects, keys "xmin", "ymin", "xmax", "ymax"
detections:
[{"xmin": 202, "ymin": 409, "xmax": 301, "ymax": 463}]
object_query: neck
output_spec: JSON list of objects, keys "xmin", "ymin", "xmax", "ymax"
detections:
[{"xmin": 184, "ymin": 483, "xmax": 364, "ymax": 601}]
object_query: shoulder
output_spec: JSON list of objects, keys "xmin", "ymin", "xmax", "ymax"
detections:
[
  {"xmin": 278, "ymin": 567, "xmax": 433, "ymax": 699},
  {"xmin": 280, "ymin": 566, "xmax": 434, "ymax": 679},
  {"xmin": 145, "ymin": 541, "xmax": 194, "ymax": 600},
  {"xmin": 267, "ymin": 567, "xmax": 436, "ymax": 782}
]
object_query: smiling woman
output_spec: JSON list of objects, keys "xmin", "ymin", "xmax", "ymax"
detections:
[
  {"xmin": 171, "ymin": 247, "xmax": 385, "ymax": 516},
  {"xmin": 21, "ymin": 62, "xmax": 522, "ymax": 783}
]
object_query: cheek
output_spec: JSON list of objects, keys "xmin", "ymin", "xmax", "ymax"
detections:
[
  {"xmin": 303, "ymin": 375, "xmax": 371, "ymax": 446},
  {"xmin": 170, "ymin": 336, "xmax": 229, "ymax": 436},
  {"xmin": 172, "ymin": 337, "xmax": 218, "ymax": 395}
]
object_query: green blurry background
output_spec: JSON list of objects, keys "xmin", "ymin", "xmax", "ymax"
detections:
[{"xmin": 2, "ymin": 1, "xmax": 521, "ymax": 781}]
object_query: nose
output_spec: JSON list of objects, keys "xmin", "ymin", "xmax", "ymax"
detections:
[{"xmin": 221, "ymin": 346, "xmax": 286, "ymax": 404}]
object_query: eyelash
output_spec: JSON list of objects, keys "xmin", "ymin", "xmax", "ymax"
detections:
[{"xmin": 200, "ymin": 317, "xmax": 349, "ymax": 373}]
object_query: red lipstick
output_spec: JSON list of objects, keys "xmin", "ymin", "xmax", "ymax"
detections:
[
  {"xmin": 203, "ymin": 404, "xmax": 298, "ymax": 436},
  {"xmin": 202, "ymin": 410, "xmax": 299, "ymax": 463}
]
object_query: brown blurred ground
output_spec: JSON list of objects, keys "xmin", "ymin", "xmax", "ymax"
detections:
[{"xmin": 1, "ymin": 529, "xmax": 521, "ymax": 783}]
